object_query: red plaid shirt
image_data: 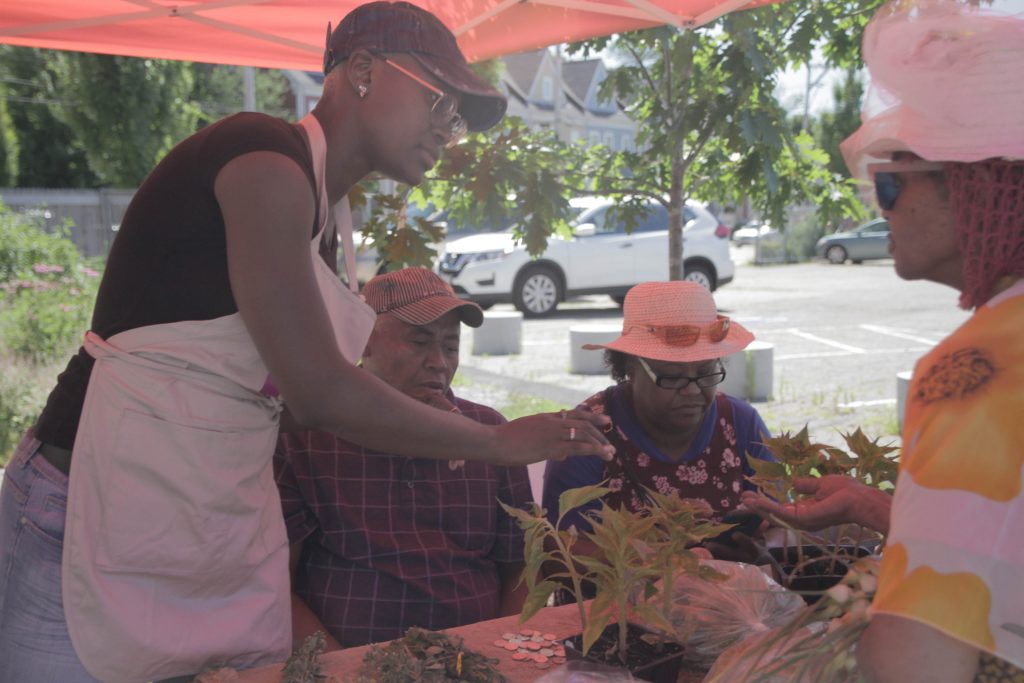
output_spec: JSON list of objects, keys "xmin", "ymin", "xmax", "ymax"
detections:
[{"xmin": 273, "ymin": 395, "xmax": 532, "ymax": 647}]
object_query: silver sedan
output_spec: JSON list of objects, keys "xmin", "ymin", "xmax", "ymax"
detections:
[{"xmin": 816, "ymin": 218, "xmax": 891, "ymax": 264}]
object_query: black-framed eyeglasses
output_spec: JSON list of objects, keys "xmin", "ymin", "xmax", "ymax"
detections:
[
  {"xmin": 636, "ymin": 357, "xmax": 726, "ymax": 391},
  {"xmin": 378, "ymin": 56, "xmax": 468, "ymax": 148},
  {"xmin": 868, "ymin": 160, "xmax": 946, "ymax": 210}
]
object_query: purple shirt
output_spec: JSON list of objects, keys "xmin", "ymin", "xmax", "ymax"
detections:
[
  {"xmin": 274, "ymin": 394, "xmax": 532, "ymax": 647},
  {"xmin": 543, "ymin": 384, "xmax": 774, "ymax": 532}
]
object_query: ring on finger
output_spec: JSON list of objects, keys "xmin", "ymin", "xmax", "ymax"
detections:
[{"xmin": 569, "ymin": 427, "xmax": 576, "ymax": 441}]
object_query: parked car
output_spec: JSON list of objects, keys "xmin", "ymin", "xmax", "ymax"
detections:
[
  {"xmin": 731, "ymin": 221, "xmax": 779, "ymax": 247},
  {"xmin": 438, "ymin": 197, "xmax": 734, "ymax": 317},
  {"xmin": 815, "ymin": 218, "xmax": 891, "ymax": 264},
  {"xmin": 353, "ymin": 203, "xmax": 514, "ymax": 284}
]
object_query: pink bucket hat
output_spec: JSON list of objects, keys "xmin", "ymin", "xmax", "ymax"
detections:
[
  {"xmin": 840, "ymin": 0, "xmax": 1024, "ymax": 179},
  {"xmin": 583, "ymin": 281, "xmax": 754, "ymax": 363},
  {"xmin": 363, "ymin": 267, "xmax": 484, "ymax": 327}
]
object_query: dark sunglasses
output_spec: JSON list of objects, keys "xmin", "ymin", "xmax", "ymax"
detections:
[{"xmin": 868, "ymin": 160, "xmax": 946, "ymax": 210}]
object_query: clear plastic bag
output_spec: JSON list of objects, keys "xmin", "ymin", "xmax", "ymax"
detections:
[
  {"xmin": 534, "ymin": 660, "xmax": 639, "ymax": 683},
  {"xmin": 701, "ymin": 621, "xmax": 859, "ymax": 683},
  {"xmin": 661, "ymin": 560, "xmax": 805, "ymax": 667}
]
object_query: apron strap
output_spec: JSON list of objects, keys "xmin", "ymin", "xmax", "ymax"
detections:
[{"xmin": 298, "ymin": 113, "xmax": 359, "ymax": 294}]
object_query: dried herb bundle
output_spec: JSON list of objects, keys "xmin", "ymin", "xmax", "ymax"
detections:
[
  {"xmin": 281, "ymin": 631, "xmax": 328, "ymax": 683},
  {"xmin": 355, "ymin": 627, "xmax": 507, "ymax": 683}
]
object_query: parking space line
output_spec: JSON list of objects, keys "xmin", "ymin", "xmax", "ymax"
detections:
[
  {"xmin": 838, "ymin": 398, "xmax": 898, "ymax": 409},
  {"xmin": 859, "ymin": 324, "xmax": 939, "ymax": 346},
  {"xmin": 785, "ymin": 328, "xmax": 866, "ymax": 353}
]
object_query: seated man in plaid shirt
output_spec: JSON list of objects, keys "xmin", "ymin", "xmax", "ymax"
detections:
[{"xmin": 274, "ymin": 267, "xmax": 533, "ymax": 649}]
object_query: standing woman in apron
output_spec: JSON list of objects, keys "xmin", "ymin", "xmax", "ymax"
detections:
[{"xmin": 0, "ymin": 4, "xmax": 614, "ymax": 682}]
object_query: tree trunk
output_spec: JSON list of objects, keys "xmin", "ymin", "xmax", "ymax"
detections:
[{"xmin": 668, "ymin": 156, "xmax": 685, "ymax": 281}]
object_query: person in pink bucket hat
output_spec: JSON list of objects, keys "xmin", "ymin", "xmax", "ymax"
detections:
[
  {"xmin": 741, "ymin": 0, "xmax": 1024, "ymax": 680},
  {"xmin": 543, "ymin": 281, "xmax": 777, "ymax": 579}
]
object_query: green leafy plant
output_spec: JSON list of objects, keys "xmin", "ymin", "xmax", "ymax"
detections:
[
  {"xmin": 501, "ymin": 484, "xmax": 731, "ymax": 666},
  {"xmin": 746, "ymin": 425, "xmax": 898, "ymax": 504},
  {"xmin": 746, "ymin": 426, "xmax": 894, "ymax": 599}
]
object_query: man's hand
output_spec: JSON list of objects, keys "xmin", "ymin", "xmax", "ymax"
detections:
[
  {"xmin": 740, "ymin": 475, "xmax": 891, "ymax": 534},
  {"xmin": 492, "ymin": 409, "xmax": 615, "ymax": 466}
]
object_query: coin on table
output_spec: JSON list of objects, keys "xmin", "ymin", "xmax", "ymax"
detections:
[
  {"xmin": 536, "ymin": 662, "xmax": 551, "ymax": 670},
  {"xmin": 553, "ymin": 656, "xmax": 567, "ymax": 665},
  {"xmin": 554, "ymin": 647, "xmax": 566, "ymax": 657},
  {"xmin": 540, "ymin": 648, "xmax": 554, "ymax": 657},
  {"xmin": 520, "ymin": 628, "xmax": 534, "ymax": 636},
  {"xmin": 543, "ymin": 633, "xmax": 558, "ymax": 641},
  {"xmin": 493, "ymin": 639, "xmax": 508, "ymax": 648},
  {"xmin": 526, "ymin": 642, "xmax": 542, "ymax": 651},
  {"xmin": 511, "ymin": 652, "xmax": 529, "ymax": 661},
  {"xmin": 533, "ymin": 654, "xmax": 549, "ymax": 664},
  {"xmin": 502, "ymin": 633, "xmax": 516, "ymax": 640},
  {"xmin": 504, "ymin": 642, "xmax": 519, "ymax": 651}
]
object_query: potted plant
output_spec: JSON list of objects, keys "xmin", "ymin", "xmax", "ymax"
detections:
[
  {"xmin": 500, "ymin": 484, "xmax": 732, "ymax": 681},
  {"xmin": 747, "ymin": 426, "xmax": 895, "ymax": 603}
]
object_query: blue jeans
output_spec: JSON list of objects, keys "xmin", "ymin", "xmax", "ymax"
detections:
[{"xmin": 0, "ymin": 430, "xmax": 101, "ymax": 683}]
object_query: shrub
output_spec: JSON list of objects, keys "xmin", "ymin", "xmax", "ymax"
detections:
[
  {"xmin": 0, "ymin": 202, "xmax": 100, "ymax": 364},
  {"xmin": 0, "ymin": 204, "xmax": 81, "ymax": 284},
  {"xmin": 0, "ymin": 356, "xmax": 58, "ymax": 466}
]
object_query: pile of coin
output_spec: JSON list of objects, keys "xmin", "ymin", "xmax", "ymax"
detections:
[{"xmin": 492, "ymin": 628, "xmax": 568, "ymax": 670}]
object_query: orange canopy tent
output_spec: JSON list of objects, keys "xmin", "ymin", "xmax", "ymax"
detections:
[{"xmin": 1, "ymin": 0, "xmax": 777, "ymax": 68}]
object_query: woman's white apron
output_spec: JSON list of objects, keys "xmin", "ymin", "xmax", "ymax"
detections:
[{"xmin": 62, "ymin": 114, "xmax": 375, "ymax": 683}]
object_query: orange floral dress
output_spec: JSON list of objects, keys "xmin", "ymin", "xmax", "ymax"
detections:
[{"xmin": 873, "ymin": 281, "xmax": 1024, "ymax": 672}]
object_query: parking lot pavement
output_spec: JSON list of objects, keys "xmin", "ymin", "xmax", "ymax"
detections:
[{"xmin": 454, "ymin": 258, "xmax": 971, "ymax": 449}]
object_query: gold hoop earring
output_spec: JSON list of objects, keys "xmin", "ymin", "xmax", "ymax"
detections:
[{"xmin": 358, "ymin": 84, "xmax": 368, "ymax": 99}]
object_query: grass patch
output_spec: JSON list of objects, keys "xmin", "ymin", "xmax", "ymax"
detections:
[{"xmin": 497, "ymin": 393, "xmax": 565, "ymax": 421}]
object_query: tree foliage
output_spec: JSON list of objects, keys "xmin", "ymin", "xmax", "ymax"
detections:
[
  {"xmin": 0, "ymin": 46, "xmax": 292, "ymax": 189},
  {"xmin": 366, "ymin": 0, "xmax": 885, "ymax": 277},
  {"xmin": 0, "ymin": 46, "xmax": 99, "ymax": 188},
  {"xmin": 45, "ymin": 52, "xmax": 199, "ymax": 187}
]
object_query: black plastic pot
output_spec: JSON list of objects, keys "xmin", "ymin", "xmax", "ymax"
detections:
[
  {"xmin": 564, "ymin": 622, "xmax": 685, "ymax": 683},
  {"xmin": 769, "ymin": 544, "xmax": 872, "ymax": 604}
]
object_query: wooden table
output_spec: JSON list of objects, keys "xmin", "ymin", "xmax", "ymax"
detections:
[{"xmin": 232, "ymin": 603, "xmax": 708, "ymax": 683}]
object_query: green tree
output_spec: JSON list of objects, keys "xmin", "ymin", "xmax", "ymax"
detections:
[
  {"xmin": 812, "ymin": 66, "xmax": 866, "ymax": 180},
  {"xmin": 45, "ymin": 52, "xmax": 200, "ymax": 187},
  {"xmin": 365, "ymin": 1, "xmax": 884, "ymax": 278},
  {"xmin": 0, "ymin": 46, "xmax": 99, "ymax": 188},
  {"xmin": 190, "ymin": 64, "xmax": 292, "ymax": 125}
]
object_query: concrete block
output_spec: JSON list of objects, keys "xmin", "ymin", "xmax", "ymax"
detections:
[
  {"xmin": 569, "ymin": 324, "xmax": 622, "ymax": 374},
  {"xmin": 896, "ymin": 370, "xmax": 913, "ymax": 432},
  {"xmin": 721, "ymin": 341, "xmax": 775, "ymax": 401},
  {"xmin": 472, "ymin": 311, "xmax": 522, "ymax": 355}
]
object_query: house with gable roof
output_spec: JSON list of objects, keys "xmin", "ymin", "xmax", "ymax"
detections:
[
  {"xmin": 284, "ymin": 48, "xmax": 636, "ymax": 151},
  {"xmin": 501, "ymin": 49, "xmax": 637, "ymax": 151}
]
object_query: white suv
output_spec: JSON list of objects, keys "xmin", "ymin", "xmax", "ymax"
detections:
[{"xmin": 438, "ymin": 198, "xmax": 734, "ymax": 317}]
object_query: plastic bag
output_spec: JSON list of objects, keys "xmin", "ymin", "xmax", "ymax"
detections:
[
  {"xmin": 533, "ymin": 660, "xmax": 639, "ymax": 683},
  {"xmin": 661, "ymin": 560, "xmax": 805, "ymax": 667},
  {"xmin": 701, "ymin": 621, "xmax": 859, "ymax": 683}
]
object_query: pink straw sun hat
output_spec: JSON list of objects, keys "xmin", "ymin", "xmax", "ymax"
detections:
[{"xmin": 583, "ymin": 281, "xmax": 754, "ymax": 363}]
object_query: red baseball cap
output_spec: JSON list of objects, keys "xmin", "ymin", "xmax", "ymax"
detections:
[
  {"xmin": 323, "ymin": 1, "xmax": 507, "ymax": 132},
  {"xmin": 363, "ymin": 267, "xmax": 484, "ymax": 327}
]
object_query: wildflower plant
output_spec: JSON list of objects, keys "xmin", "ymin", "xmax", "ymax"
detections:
[{"xmin": 501, "ymin": 483, "xmax": 732, "ymax": 664}]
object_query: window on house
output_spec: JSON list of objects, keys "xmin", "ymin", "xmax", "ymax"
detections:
[{"xmin": 541, "ymin": 76, "xmax": 553, "ymax": 102}]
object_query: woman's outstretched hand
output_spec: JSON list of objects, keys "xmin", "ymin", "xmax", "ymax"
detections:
[
  {"xmin": 491, "ymin": 409, "xmax": 615, "ymax": 466},
  {"xmin": 740, "ymin": 475, "xmax": 892, "ymax": 534}
]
